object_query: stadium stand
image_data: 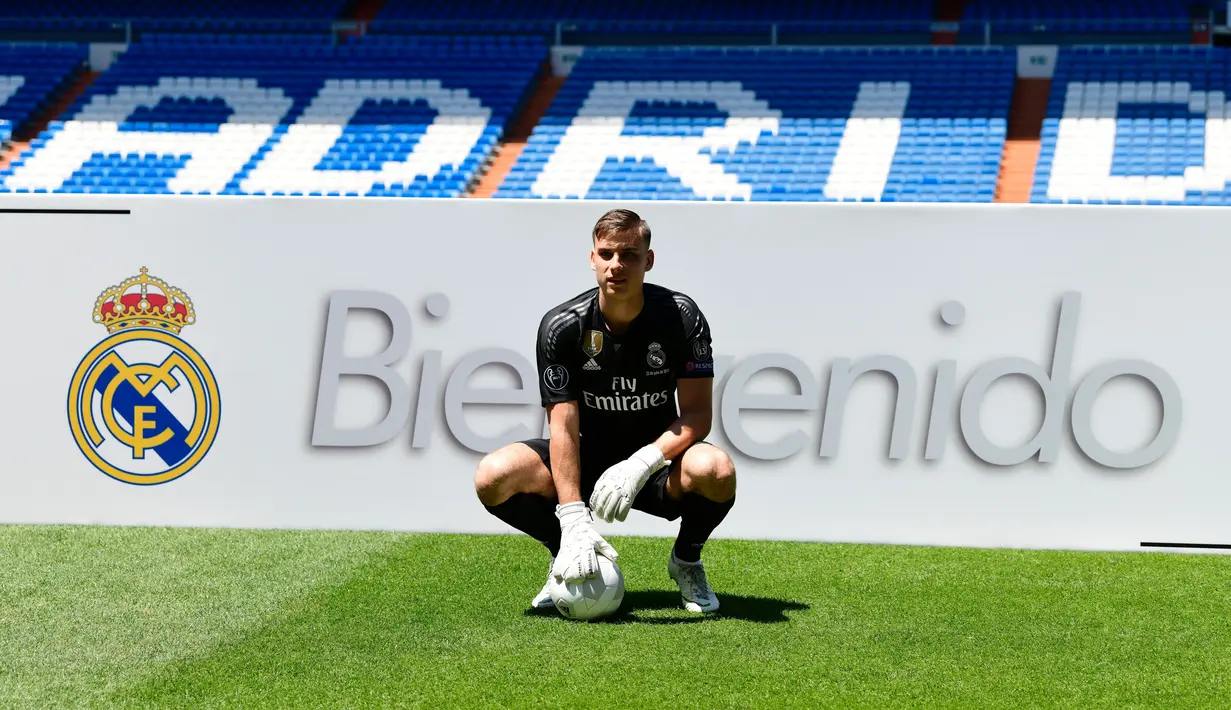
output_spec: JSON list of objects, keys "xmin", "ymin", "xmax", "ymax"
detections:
[
  {"xmin": 0, "ymin": 34, "xmax": 544, "ymax": 197},
  {"xmin": 0, "ymin": 43, "xmax": 87, "ymax": 144},
  {"xmin": 0, "ymin": 1, "xmax": 349, "ymax": 32},
  {"xmin": 375, "ymin": 0, "xmax": 933, "ymax": 25},
  {"xmin": 497, "ymin": 47, "xmax": 1014, "ymax": 202},
  {"xmin": 1, "ymin": 3, "xmax": 1230, "ymax": 205},
  {"xmin": 960, "ymin": 0, "xmax": 1207, "ymax": 44},
  {"xmin": 963, "ymin": 0, "xmax": 1202, "ymax": 27},
  {"xmin": 372, "ymin": 0, "xmax": 937, "ymax": 45},
  {"xmin": 0, "ymin": 74, "xmax": 17, "ymax": 142},
  {"xmin": 1032, "ymin": 46, "xmax": 1231, "ymax": 205}
]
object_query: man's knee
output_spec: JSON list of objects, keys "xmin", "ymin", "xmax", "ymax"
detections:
[
  {"xmin": 474, "ymin": 443, "xmax": 552, "ymax": 506},
  {"xmin": 475, "ymin": 448, "xmax": 518, "ymax": 506},
  {"xmin": 472, "ymin": 450, "xmax": 507, "ymax": 506},
  {"xmin": 683, "ymin": 445, "xmax": 737, "ymax": 502}
]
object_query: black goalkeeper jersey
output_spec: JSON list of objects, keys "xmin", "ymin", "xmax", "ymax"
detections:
[{"xmin": 536, "ymin": 283, "xmax": 715, "ymax": 457}]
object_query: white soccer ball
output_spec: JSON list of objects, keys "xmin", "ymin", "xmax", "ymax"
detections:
[{"xmin": 548, "ymin": 555, "xmax": 625, "ymax": 621}]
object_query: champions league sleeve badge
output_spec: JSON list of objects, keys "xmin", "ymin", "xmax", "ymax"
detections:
[{"xmin": 67, "ymin": 267, "xmax": 221, "ymax": 485}]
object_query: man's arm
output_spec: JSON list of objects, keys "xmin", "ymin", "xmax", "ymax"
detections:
[
  {"xmin": 547, "ymin": 400, "xmax": 584, "ymax": 504},
  {"xmin": 588, "ymin": 388, "xmax": 708, "ymax": 522},
  {"xmin": 652, "ymin": 378, "xmax": 713, "ymax": 463},
  {"xmin": 550, "ymin": 398, "xmax": 620, "ymax": 581},
  {"xmin": 653, "ymin": 292, "xmax": 716, "ymax": 461},
  {"xmin": 535, "ymin": 308, "xmax": 583, "ymax": 502},
  {"xmin": 537, "ymin": 311, "xmax": 617, "ymax": 580},
  {"xmin": 588, "ymin": 293, "xmax": 716, "ymax": 523}
]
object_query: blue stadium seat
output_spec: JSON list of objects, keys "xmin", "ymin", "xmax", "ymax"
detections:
[
  {"xmin": 1032, "ymin": 46, "xmax": 1231, "ymax": 206},
  {"xmin": 0, "ymin": 35, "xmax": 544, "ymax": 198},
  {"xmin": 374, "ymin": 0, "xmax": 935, "ymax": 33},
  {"xmin": 0, "ymin": 43, "xmax": 87, "ymax": 146},
  {"xmin": 499, "ymin": 46, "xmax": 1014, "ymax": 203},
  {"xmin": 0, "ymin": 0, "xmax": 348, "ymax": 31},
  {"xmin": 962, "ymin": 0, "xmax": 1197, "ymax": 28}
]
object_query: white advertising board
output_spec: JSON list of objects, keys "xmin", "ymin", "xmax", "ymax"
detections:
[{"xmin": 0, "ymin": 196, "xmax": 1225, "ymax": 553}]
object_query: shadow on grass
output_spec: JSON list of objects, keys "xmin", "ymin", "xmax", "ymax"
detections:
[{"xmin": 524, "ymin": 590, "xmax": 809, "ymax": 624}]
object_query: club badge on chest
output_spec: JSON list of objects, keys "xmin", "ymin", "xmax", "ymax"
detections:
[{"xmin": 646, "ymin": 342, "xmax": 666, "ymax": 368}]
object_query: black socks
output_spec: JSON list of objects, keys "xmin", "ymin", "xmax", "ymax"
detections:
[
  {"xmin": 484, "ymin": 491, "xmax": 735, "ymax": 563},
  {"xmin": 673, "ymin": 494, "xmax": 735, "ymax": 563},
  {"xmin": 484, "ymin": 493, "xmax": 561, "ymax": 557}
]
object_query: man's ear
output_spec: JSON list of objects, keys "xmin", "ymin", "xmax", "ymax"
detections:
[{"xmin": 646, "ymin": 249, "xmax": 655, "ymax": 271}]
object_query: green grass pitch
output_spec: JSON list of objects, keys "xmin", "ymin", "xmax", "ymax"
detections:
[{"xmin": 2, "ymin": 524, "xmax": 1229, "ymax": 708}]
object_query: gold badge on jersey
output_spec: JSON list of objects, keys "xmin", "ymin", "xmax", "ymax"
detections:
[{"xmin": 583, "ymin": 330, "xmax": 603, "ymax": 358}]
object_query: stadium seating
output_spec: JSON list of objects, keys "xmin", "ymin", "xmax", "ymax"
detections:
[
  {"xmin": 959, "ymin": 0, "xmax": 1201, "ymax": 44},
  {"xmin": 1032, "ymin": 46, "xmax": 1231, "ymax": 206},
  {"xmin": 372, "ymin": 0, "xmax": 935, "ymax": 43},
  {"xmin": 963, "ymin": 0, "xmax": 1200, "ymax": 27},
  {"xmin": 376, "ymin": 0, "xmax": 933, "ymax": 24},
  {"xmin": 4, "ymin": 7, "xmax": 1229, "ymax": 206},
  {"xmin": 0, "ymin": 34, "xmax": 544, "ymax": 197},
  {"xmin": 0, "ymin": 75, "xmax": 16, "ymax": 142},
  {"xmin": 497, "ymin": 47, "xmax": 1013, "ymax": 202},
  {"xmin": 0, "ymin": 0, "xmax": 347, "ymax": 32},
  {"xmin": 0, "ymin": 43, "xmax": 87, "ymax": 144}
]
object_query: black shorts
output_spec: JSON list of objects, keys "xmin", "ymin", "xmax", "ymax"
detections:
[{"xmin": 517, "ymin": 438, "xmax": 711, "ymax": 522}]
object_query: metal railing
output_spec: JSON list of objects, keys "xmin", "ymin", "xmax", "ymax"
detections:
[{"xmin": 0, "ymin": 16, "xmax": 1215, "ymax": 47}]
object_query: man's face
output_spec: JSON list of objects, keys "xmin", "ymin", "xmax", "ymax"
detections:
[{"xmin": 591, "ymin": 230, "xmax": 653, "ymax": 298}]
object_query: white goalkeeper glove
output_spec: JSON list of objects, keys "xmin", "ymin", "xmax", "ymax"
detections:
[
  {"xmin": 589, "ymin": 444, "xmax": 670, "ymax": 524},
  {"xmin": 552, "ymin": 501, "xmax": 619, "ymax": 583}
]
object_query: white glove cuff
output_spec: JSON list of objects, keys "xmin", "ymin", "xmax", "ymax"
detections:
[
  {"xmin": 556, "ymin": 501, "xmax": 591, "ymax": 529},
  {"xmin": 630, "ymin": 444, "xmax": 667, "ymax": 476}
]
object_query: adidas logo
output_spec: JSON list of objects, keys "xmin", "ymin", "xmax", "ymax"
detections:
[{"xmin": 583, "ymin": 358, "xmax": 601, "ymax": 371}]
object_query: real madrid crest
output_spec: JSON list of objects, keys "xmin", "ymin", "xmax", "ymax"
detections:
[
  {"xmin": 583, "ymin": 330, "xmax": 604, "ymax": 358},
  {"xmin": 646, "ymin": 342, "xmax": 666, "ymax": 368},
  {"xmin": 67, "ymin": 267, "xmax": 221, "ymax": 486}
]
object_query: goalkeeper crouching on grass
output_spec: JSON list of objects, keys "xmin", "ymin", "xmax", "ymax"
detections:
[{"xmin": 473, "ymin": 208, "xmax": 737, "ymax": 613}]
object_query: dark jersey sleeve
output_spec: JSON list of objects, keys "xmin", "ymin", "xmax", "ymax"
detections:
[
  {"xmin": 536, "ymin": 308, "xmax": 582, "ymax": 405},
  {"xmin": 673, "ymin": 293, "xmax": 715, "ymax": 379}
]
